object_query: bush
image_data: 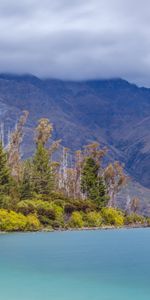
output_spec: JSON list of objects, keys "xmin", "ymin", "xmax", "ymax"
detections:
[
  {"xmin": 68, "ymin": 211, "xmax": 84, "ymax": 228},
  {"xmin": 26, "ymin": 214, "xmax": 41, "ymax": 231},
  {"xmin": 64, "ymin": 199, "xmax": 97, "ymax": 214},
  {"xmin": 84, "ymin": 211, "xmax": 102, "ymax": 227},
  {"xmin": 0, "ymin": 209, "xmax": 26, "ymax": 231},
  {"xmin": 0, "ymin": 195, "xmax": 12, "ymax": 210},
  {"xmin": 49, "ymin": 191, "xmax": 66, "ymax": 201},
  {"xmin": 53, "ymin": 204, "xmax": 64, "ymax": 220},
  {"xmin": 17, "ymin": 200, "xmax": 36, "ymax": 215},
  {"xmin": 35, "ymin": 201, "xmax": 55, "ymax": 219},
  {"xmin": 17, "ymin": 200, "xmax": 64, "ymax": 228},
  {"xmin": 146, "ymin": 217, "xmax": 150, "ymax": 226},
  {"xmin": 0, "ymin": 209, "xmax": 40, "ymax": 231},
  {"xmin": 38, "ymin": 215, "xmax": 52, "ymax": 226},
  {"xmin": 101, "ymin": 207, "xmax": 124, "ymax": 226},
  {"xmin": 125, "ymin": 213, "xmax": 146, "ymax": 225},
  {"xmin": 64, "ymin": 203, "xmax": 76, "ymax": 214},
  {"xmin": 53, "ymin": 199, "xmax": 65, "ymax": 208}
]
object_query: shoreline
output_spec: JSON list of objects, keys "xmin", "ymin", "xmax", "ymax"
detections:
[
  {"xmin": 44, "ymin": 224, "xmax": 150, "ymax": 232},
  {"xmin": 0, "ymin": 224, "xmax": 149, "ymax": 234}
]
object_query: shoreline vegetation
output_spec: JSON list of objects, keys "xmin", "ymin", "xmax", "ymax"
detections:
[
  {"xmin": 0, "ymin": 223, "xmax": 150, "ymax": 234},
  {"xmin": 0, "ymin": 112, "xmax": 148, "ymax": 232}
]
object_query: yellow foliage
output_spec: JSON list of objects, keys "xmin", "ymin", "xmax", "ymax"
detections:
[
  {"xmin": 101, "ymin": 207, "xmax": 124, "ymax": 227},
  {"xmin": 68, "ymin": 211, "xmax": 84, "ymax": 228},
  {"xmin": 85, "ymin": 211, "xmax": 102, "ymax": 227},
  {"xmin": 0, "ymin": 209, "xmax": 40, "ymax": 231}
]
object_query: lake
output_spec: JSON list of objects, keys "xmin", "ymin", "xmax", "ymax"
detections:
[{"xmin": 0, "ymin": 229, "xmax": 150, "ymax": 300}]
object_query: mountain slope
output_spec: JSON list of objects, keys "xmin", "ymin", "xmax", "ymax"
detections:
[{"xmin": 0, "ymin": 74, "xmax": 149, "ymax": 192}]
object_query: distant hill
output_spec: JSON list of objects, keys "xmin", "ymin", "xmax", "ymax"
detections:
[{"xmin": 0, "ymin": 74, "xmax": 150, "ymax": 209}]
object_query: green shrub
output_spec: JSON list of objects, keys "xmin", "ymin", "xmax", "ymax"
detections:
[
  {"xmin": 35, "ymin": 201, "xmax": 55, "ymax": 219},
  {"xmin": 73, "ymin": 199, "xmax": 97, "ymax": 212},
  {"xmin": 64, "ymin": 199, "xmax": 97, "ymax": 214},
  {"xmin": 17, "ymin": 200, "xmax": 36, "ymax": 215},
  {"xmin": 68, "ymin": 211, "xmax": 84, "ymax": 228},
  {"xmin": 64, "ymin": 203, "xmax": 76, "ymax": 214},
  {"xmin": 53, "ymin": 199, "xmax": 65, "ymax": 208},
  {"xmin": 49, "ymin": 191, "xmax": 66, "ymax": 201},
  {"xmin": 0, "ymin": 209, "xmax": 26, "ymax": 231},
  {"xmin": 17, "ymin": 200, "xmax": 64, "ymax": 228},
  {"xmin": 146, "ymin": 217, "xmax": 150, "ymax": 226},
  {"xmin": 38, "ymin": 214, "xmax": 52, "ymax": 225},
  {"xmin": 0, "ymin": 209, "xmax": 40, "ymax": 231},
  {"xmin": 0, "ymin": 195, "xmax": 12, "ymax": 209},
  {"xmin": 26, "ymin": 214, "xmax": 41, "ymax": 231},
  {"xmin": 101, "ymin": 207, "xmax": 124, "ymax": 226},
  {"xmin": 85, "ymin": 211, "xmax": 102, "ymax": 227},
  {"xmin": 125, "ymin": 213, "xmax": 145, "ymax": 225}
]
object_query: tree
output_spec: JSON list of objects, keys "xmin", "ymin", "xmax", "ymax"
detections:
[
  {"xmin": 35, "ymin": 118, "xmax": 53, "ymax": 146},
  {"xmin": 8, "ymin": 111, "xmax": 28, "ymax": 182},
  {"xmin": 89, "ymin": 175, "xmax": 109, "ymax": 208},
  {"xmin": 20, "ymin": 160, "xmax": 33, "ymax": 199},
  {"xmin": 33, "ymin": 119, "xmax": 55, "ymax": 196},
  {"xmin": 33, "ymin": 142, "xmax": 53, "ymax": 195},
  {"xmin": 81, "ymin": 157, "xmax": 99, "ymax": 195},
  {"xmin": 104, "ymin": 162, "xmax": 127, "ymax": 207},
  {"xmin": 83, "ymin": 142, "xmax": 107, "ymax": 164},
  {"xmin": 81, "ymin": 157, "xmax": 108, "ymax": 207},
  {"xmin": 0, "ymin": 141, "xmax": 11, "ymax": 199},
  {"xmin": 130, "ymin": 197, "xmax": 140, "ymax": 213}
]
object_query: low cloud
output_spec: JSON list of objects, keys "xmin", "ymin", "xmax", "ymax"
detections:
[{"xmin": 0, "ymin": 0, "xmax": 150, "ymax": 86}]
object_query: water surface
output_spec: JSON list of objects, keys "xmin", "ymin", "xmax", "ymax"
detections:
[{"xmin": 0, "ymin": 229, "xmax": 150, "ymax": 300}]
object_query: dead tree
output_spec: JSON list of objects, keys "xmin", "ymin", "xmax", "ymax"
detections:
[
  {"xmin": 104, "ymin": 161, "xmax": 127, "ymax": 207},
  {"xmin": 8, "ymin": 111, "xmax": 29, "ymax": 181}
]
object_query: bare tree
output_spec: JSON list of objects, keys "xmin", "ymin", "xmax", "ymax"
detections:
[
  {"xmin": 8, "ymin": 111, "xmax": 28, "ymax": 181},
  {"xmin": 104, "ymin": 161, "xmax": 127, "ymax": 207},
  {"xmin": 130, "ymin": 197, "xmax": 140, "ymax": 213},
  {"xmin": 35, "ymin": 118, "xmax": 53, "ymax": 146},
  {"xmin": 83, "ymin": 142, "xmax": 107, "ymax": 164}
]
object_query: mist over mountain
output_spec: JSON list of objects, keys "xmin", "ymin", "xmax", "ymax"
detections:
[{"xmin": 0, "ymin": 74, "xmax": 150, "ymax": 207}]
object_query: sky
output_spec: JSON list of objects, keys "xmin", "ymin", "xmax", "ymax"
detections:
[{"xmin": 0, "ymin": 0, "xmax": 150, "ymax": 86}]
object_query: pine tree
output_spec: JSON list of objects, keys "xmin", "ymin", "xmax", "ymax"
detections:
[
  {"xmin": 0, "ymin": 141, "xmax": 11, "ymax": 197},
  {"xmin": 89, "ymin": 176, "xmax": 108, "ymax": 208},
  {"xmin": 33, "ymin": 142, "xmax": 53, "ymax": 195},
  {"xmin": 81, "ymin": 157, "xmax": 108, "ymax": 207},
  {"xmin": 81, "ymin": 157, "xmax": 99, "ymax": 195},
  {"xmin": 20, "ymin": 160, "xmax": 33, "ymax": 199}
]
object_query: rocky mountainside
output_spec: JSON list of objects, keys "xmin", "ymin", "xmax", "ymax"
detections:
[{"xmin": 0, "ymin": 74, "xmax": 150, "ymax": 208}]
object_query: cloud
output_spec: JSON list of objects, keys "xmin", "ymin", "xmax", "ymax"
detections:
[{"xmin": 0, "ymin": 0, "xmax": 150, "ymax": 86}]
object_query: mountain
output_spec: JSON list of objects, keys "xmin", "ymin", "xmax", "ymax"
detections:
[{"xmin": 0, "ymin": 74, "xmax": 150, "ymax": 209}]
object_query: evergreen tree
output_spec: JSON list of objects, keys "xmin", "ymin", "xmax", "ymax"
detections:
[
  {"xmin": 33, "ymin": 142, "xmax": 53, "ymax": 195},
  {"xmin": 0, "ymin": 141, "xmax": 11, "ymax": 197},
  {"xmin": 81, "ymin": 157, "xmax": 108, "ymax": 207},
  {"xmin": 81, "ymin": 157, "xmax": 99, "ymax": 195},
  {"xmin": 89, "ymin": 176, "xmax": 109, "ymax": 208},
  {"xmin": 20, "ymin": 160, "xmax": 33, "ymax": 199}
]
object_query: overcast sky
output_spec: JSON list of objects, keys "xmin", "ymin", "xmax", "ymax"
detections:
[{"xmin": 0, "ymin": 0, "xmax": 150, "ymax": 86}]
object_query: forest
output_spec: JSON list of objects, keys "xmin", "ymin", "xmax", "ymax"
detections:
[{"xmin": 0, "ymin": 111, "xmax": 149, "ymax": 231}]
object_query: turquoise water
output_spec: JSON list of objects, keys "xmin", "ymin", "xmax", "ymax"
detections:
[{"xmin": 0, "ymin": 229, "xmax": 150, "ymax": 300}]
